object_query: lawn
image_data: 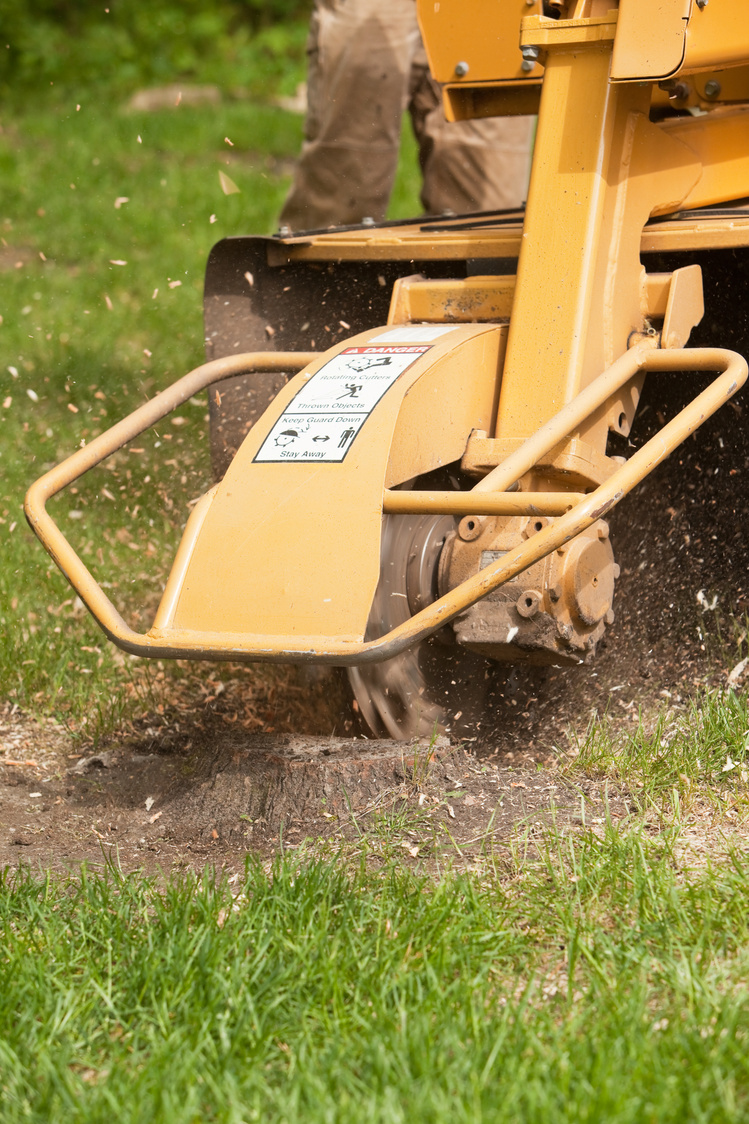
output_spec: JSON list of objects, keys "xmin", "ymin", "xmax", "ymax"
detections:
[{"xmin": 3, "ymin": 819, "xmax": 749, "ymax": 1122}]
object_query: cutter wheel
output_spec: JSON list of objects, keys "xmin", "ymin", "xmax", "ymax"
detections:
[{"xmin": 348, "ymin": 474, "xmax": 492, "ymax": 739}]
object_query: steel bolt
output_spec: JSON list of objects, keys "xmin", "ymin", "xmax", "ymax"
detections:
[
  {"xmin": 361, "ymin": 216, "xmax": 375, "ymax": 227},
  {"xmin": 454, "ymin": 61, "xmax": 470, "ymax": 77},
  {"xmin": 521, "ymin": 45, "xmax": 540, "ymax": 72},
  {"xmin": 704, "ymin": 79, "xmax": 721, "ymax": 99}
]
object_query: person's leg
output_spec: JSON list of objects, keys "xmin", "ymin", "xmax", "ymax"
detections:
[
  {"xmin": 409, "ymin": 46, "xmax": 533, "ymax": 215},
  {"xmin": 279, "ymin": 0, "xmax": 419, "ymax": 230}
]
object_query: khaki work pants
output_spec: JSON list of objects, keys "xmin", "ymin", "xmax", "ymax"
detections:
[{"xmin": 279, "ymin": 0, "xmax": 533, "ymax": 230}]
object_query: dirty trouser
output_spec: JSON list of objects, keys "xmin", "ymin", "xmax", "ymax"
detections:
[{"xmin": 279, "ymin": 0, "xmax": 534, "ymax": 231}]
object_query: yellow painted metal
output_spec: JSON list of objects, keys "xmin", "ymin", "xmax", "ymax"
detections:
[
  {"xmin": 24, "ymin": 347, "xmax": 746, "ymax": 664},
  {"xmin": 609, "ymin": 0, "xmax": 749, "ymax": 83},
  {"xmin": 441, "ymin": 82, "xmax": 541, "ymax": 123},
  {"xmin": 152, "ymin": 485, "xmax": 218, "ymax": 632},
  {"xmin": 160, "ymin": 325, "xmax": 503, "ymax": 640},
  {"xmin": 385, "ymin": 328, "xmax": 504, "ymax": 487},
  {"xmin": 691, "ymin": 68, "xmax": 749, "ymax": 105},
  {"xmin": 387, "ymin": 268, "xmax": 703, "ymax": 337},
  {"xmin": 648, "ymin": 72, "xmax": 749, "ymax": 113},
  {"xmin": 24, "ymin": 351, "xmax": 312, "ymax": 631},
  {"xmin": 423, "ymin": 2, "xmax": 749, "ymax": 120},
  {"xmin": 417, "ymin": 0, "xmax": 543, "ymax": 85},
  {"xmin": 382, "ymin": 491, "xmax": 585, "ymax": 516},
  {"xmin": 519, "ymin": 10, "xmax": 619, "ymax": 49},
  {"xmin": 493, "ymin": 28, "xmax": 700, "ymax": 458},
  {"xmin": 643, "ymin": 272, "xmax": 680, "ymax": 321},
  {"xmin": 659, "ymin": 265, "xmax": 704, "ymax": 351},
  {"xmin": 474, "ymin": 345, "xmax": 676, "ymax": 496},
  {"xmin": 463, "ymin": 266, "xmax": 702, "ymax": 485},
  {"xmin": 268, "ymin": 210, "xmax": 749, "ymax": 268},
  {"xmin": 462, "ymin": 433, "xmax": 618, "ymax": 489},
  {"xmin": 656, "ymin": 108, "xmax": 749, "ymax": 213},
  {"xmin": 388, "ymin": 275, "xmax": 516, "ymax": 325},
  {"xmin": 641, "ymin": 214, "xmax": 749, "ymax": 254},
  {"xmin": 444, "ymin": 71, "xmax": 749, "ymax": 123},
  {"xmin": 266, "ymin": 224, "xmax": 527, "ymax": 265},
  {"xmin": 682, "ymin": 0, "xmax": 749, "ymax": 73},
  {"xmin": 611, "ymin": 0, "xmax": 690, "ymax": 81}
]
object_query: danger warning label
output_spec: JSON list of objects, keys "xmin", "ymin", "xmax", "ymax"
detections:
[{"xmin": 254, "ymin": 345, "xmax": 430, "ymax": 463}]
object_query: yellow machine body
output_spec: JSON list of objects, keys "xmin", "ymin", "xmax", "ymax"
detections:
[{"xmin": 25, "ymin": 0, "xmax": 749, "ymax": 734}]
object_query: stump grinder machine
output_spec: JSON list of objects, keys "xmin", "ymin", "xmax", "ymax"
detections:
[{"xmin": 26, "ymin": 0, "xmax": 749, "ymax": 738}]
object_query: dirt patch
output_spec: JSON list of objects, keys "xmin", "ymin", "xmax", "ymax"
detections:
[{"xmin": 0, "ymin": 703, "xmax": 631, "ymax": 876}]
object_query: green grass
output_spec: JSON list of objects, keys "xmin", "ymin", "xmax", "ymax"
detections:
[
  {"xmin": 1, "ymin": 6, "xmax": 313, "ymax": 103},
  {"xmin": 3, "ymin": 822, "xmax": 749, "ymax": 1121},
  {"xmin": 568, "ymin": 688, "xmax": 749, "ymax": 821},
  {"xmin": 0, "ymin": 92, "xmax": 422, "ymax": 739}
]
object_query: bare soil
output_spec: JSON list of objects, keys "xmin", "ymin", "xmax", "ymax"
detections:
[{"xmin": 0, "ymin": 703, "xmax": 635, "ymax": 877}]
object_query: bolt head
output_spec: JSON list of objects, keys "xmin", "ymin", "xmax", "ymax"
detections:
[
  {"xmin": 704, "ymin": 79, "xmax": 721, "ymax": 98},
  {"xmin": 454, "ymin": 61, "xmax": 470, "ymax": 77},
  {"xmin": 520, "ymin": 45, "xmax": 540, "ymax": 72}
]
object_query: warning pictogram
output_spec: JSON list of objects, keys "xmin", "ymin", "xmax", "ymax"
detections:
[{"xmin": 254, "ymin": 345, "xmax": 431, "ymax": 463}]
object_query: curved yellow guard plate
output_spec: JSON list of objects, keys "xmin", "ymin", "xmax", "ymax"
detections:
[{"xmin": 155, "ymin": 324, "xmax": 505, "ymax": 643}]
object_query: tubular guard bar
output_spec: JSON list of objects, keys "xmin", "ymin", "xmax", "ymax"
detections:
[{"xmin": 24, "ymin": 347, "xmax": 747, "ymax": 666}]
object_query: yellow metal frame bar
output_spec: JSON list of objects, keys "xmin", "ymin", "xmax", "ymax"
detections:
[
  {"xmin": 383, "ymin": 491, "xmax": 585, "ymax": 516},
  {"xmin": 267, "ymin": 212, "xmax": 749, "ymax": 265},
  {"xmin": 25, "ymin": 347, "xmax": 746, "ymax": 666}
]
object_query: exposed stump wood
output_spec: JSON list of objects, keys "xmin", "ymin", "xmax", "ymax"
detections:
[{"xmin": 179, "ymin": 734, "xmax": 451, "ymax": 842}]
